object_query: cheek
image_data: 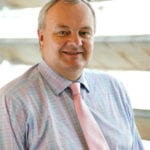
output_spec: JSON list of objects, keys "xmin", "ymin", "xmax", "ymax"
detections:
[
  {"xmin": 84, "ymin": 41, "xmax": 94, "ymax": 55},
  {"xmin": 48, "ymin": 36, "xmax": 66, "ymax": 51},
  {"xmin": 43, "ymin": 37, "xmax": 60, "ymax": 53}
]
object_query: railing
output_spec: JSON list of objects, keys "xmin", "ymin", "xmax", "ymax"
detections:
[{"xmin": 134, "ymin": 109, "xmax": 150, "ymax": 140}]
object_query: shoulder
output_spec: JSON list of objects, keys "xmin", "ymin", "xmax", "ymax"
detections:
[
  {"xmin": 84, "ymin": 68, "xmax": 121, "ymax": 85},
  {"xmin": 0, "ymin": 63, "xmax": 40, "ymax": 97},
  {"xmin": 83, "ymin": 68, "xmax": 128, "ymax": 95}
]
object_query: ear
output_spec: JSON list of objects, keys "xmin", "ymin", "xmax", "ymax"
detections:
[{"xmin": 37, "ymin": 29, "xmax": 44, "ymax": 49}]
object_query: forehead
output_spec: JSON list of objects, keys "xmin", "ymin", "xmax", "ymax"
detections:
[
  {"xmin": 46, "ymin": 0, "xmax": 93, "ymax": 15},
  {"xmin": 45, "ymin": 1, "xmax": 94, "ymax": 30}
]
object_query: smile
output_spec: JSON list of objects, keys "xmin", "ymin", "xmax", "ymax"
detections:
[{"xmin": 63, "ymin": 51, "xmax": 82, "ymax": 55}]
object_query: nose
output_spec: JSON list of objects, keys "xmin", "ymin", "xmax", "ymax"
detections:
[{"xmin": 68, "ymin": 33, "xmax": 83, "ymax": 46}]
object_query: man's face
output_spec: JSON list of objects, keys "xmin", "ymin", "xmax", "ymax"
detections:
[{"xmin": 38, "ymin": 1, "xmax": 94, "ymax": 80}]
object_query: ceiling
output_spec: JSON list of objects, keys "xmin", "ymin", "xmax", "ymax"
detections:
[
  {"xmin": 0, "ymin": 0, "xmax": 108, "ymax": 8},
  {"xmin": 0, "ymin": 0, "xmax": 50, "ymax": 8},
  {"xmin": 0, "ymin": 35, "xmax": 150, "ymax": 71}
]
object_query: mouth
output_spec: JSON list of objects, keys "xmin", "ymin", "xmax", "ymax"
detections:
[{"xmin": 62, "ymin": 51, "xmax": 83, "ymax": 55}]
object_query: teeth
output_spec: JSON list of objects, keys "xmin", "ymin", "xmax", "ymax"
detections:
[{"xmin": 63, "ymin": 52, "xmax": 81, "ymax": 54}]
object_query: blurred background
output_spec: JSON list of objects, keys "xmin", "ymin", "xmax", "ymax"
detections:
[{"xmin": 0, "ymin": 0, "xmax": 149, "ymax": 148}]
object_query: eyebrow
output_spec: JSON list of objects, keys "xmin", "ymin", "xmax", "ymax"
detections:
[
  {"xmin": 55, "ymin": 25, "xmax": 70, "ymax": 30},
  {"xmin": 55, "ymin": 24, "xmax": 93, "ymax": 31}
]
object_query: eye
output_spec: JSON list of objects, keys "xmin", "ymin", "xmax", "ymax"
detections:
[
  {"xmin": 57, "ymin": 31, "xmax": 70, "ymax": 37},
  {"xmin": 79, "ymin": 31, "xmax": 93, "ymax": 39}
]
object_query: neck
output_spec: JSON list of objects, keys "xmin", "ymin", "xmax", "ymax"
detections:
[{"xmin": 55, "ymin": 68, "xmax": 83, "ymax": 81}]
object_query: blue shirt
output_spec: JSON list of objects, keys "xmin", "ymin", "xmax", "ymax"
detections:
[{"xmin": 0, "ymin": 61, "xmax": 144, "ymax": 150}]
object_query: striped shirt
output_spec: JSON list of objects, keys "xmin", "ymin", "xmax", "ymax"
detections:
[{"xmin": 0, "ymin": 61, "xmax": 144, "ymax": 150}]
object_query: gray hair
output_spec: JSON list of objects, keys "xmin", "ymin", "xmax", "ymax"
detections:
[{"xmin": 38, "ymin": 0, "xmax": 96, "ymax": 32}]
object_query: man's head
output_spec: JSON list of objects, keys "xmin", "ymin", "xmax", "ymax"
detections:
[{"xmin": 38, "ymin": 0, "xmax": 95, "ymax": 80}]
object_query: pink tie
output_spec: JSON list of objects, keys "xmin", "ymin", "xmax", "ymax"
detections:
[{"xmin": 70, "ymin": 82, "xmax": 110, "ymax": 150}]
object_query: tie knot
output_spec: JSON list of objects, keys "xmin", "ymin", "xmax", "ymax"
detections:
[{"xmin": 70, "ymin": 82, "xmax": 80, "ymax": 96}]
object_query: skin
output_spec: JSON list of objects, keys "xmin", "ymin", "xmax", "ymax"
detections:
[{"xmin": 38, "ymin": 0, "xmax": 95, "ymax": 81}]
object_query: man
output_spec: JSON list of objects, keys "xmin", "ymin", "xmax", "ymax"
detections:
[{"xmin": 0, "ymin": 0, "xmax": 144, "ymax": 149}]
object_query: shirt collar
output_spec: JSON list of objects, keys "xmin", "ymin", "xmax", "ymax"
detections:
[
  {"xmin": 38, "ymin": 61, "xmax": 89, "ymax": 95},
  {"xmin": 78, "ymin": 71, "xmax": 90, "ymax": 93}
]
